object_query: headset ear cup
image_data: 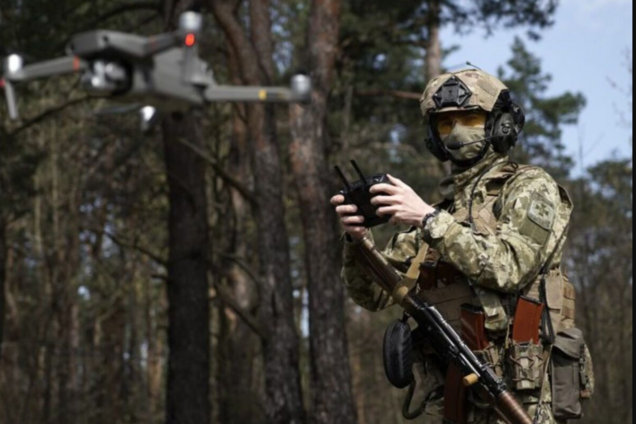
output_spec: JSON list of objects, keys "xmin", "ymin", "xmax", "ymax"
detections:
[{"xmin": 492, "ymin": 112, "xmax": 518, "ymax": 154}]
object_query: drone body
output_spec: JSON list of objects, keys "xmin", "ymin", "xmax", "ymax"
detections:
[{"xmin": 1, "ymin": 12, "xmax": 311, "ymax": 127}]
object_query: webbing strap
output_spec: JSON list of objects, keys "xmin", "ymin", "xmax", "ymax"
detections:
[
  {"xmin": 533, "ymin": 347, "xmax": 554, "ymax": 424},
  {"xmin": 391, "ymin": 242, "xmax": 429, "ymax": 303},
  {"xmin": 539, "ymin": 223, "xmax": 570, "ymax": 344}
]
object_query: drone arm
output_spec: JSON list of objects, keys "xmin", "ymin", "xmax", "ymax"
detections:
[
  {"xmin": 203, "ymin": 74, "xmax": 312, "ymax": 103},
  {"xmin": 2, "ymin": 56, "xmax": 87, "ymax": 120},
  {"xmin": 141, "ymin": 33, "xmax": 180, "ymax": 57},
  {"xmin": 205, "ymin": 86, "xmax": 293, "ymax": 103},
  {"xmin": 138, "ymin": 10, "xmax": 201, "ymax": 58},
  {"xmin": 6, "ymin": 56, "xmax": 87, "ymax": 83}
]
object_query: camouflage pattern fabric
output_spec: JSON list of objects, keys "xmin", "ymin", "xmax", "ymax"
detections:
[
  {"xmin": 340, "ymin": 149, "xmax": 572, "ymax": 423},
  {"xmin": 420, "ymin": 69, "xmax": 510, "ymax": 116},
  {"xmin": 342, "ymin": 150, "xmax": 572, "ymax": 303}
]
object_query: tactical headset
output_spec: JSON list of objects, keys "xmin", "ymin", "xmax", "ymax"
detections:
[{"xmin": 425, "ymin": 77, "xmax": 525, "ymax": 167}]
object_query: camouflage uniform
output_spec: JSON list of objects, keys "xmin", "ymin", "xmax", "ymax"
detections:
[{"xmin": 341, "ymin": 147, "xmax": 574, "ymax": 423}]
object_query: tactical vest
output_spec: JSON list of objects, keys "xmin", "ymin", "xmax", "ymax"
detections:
[
  {"xmin": 413, "ymin": 163, "xmax": 576, "ymax": 342},
  {"xmin": 392, "ymin": 163, "xmax": 592, "ymax": 424}
]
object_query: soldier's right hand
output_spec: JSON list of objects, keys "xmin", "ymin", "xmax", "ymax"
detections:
[{"xmin": 330, "ymin": 195, "xmax": 370, "ymax": 242}]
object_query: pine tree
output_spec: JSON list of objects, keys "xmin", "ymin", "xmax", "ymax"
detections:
[{"xmin": 498, "ymin": 37, "xmax": 586, "ymax": 177}]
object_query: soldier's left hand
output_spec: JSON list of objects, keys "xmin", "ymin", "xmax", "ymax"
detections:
[{"xmin": 370, "ymin": 175, "xmax": 436, "ymax": 227}]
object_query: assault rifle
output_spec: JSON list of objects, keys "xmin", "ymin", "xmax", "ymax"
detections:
[{"xmin": 353, "ymin": 236, "xmax": 532, "ymax": 424}]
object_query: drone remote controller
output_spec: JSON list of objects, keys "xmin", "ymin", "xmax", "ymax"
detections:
[{"xmin": 335, "ymin": 161, "xmax": 392, "ymax": 228}]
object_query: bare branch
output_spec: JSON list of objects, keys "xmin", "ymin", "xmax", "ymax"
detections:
[
  {"xmin": 212, "ymin": 249, "xmax": 261, "ymax": 287},
  {"xmin": 9, "ymin": 96, "xmax": 92, "ymax": 137},
  {"xmin": 53, "ymin": 3, "xmax": 161, "ymax": 51},
  {"xmin": 175, "ymin": 137, "xmax": 257, "ymax": 208},
  {"xmin": 355, "ymin": 89, "xmax": 421, "ymax": 101},
  {"xmin": 102, "ymin": 229, "xmax": 167, "ymax": 267},
  {"xmin": 212, "ymin": 285, "xmax": 266, "ymax": 340},
  {"xmin": 88, "ymin": 1, "xmax": 162, "ymax": 28}
]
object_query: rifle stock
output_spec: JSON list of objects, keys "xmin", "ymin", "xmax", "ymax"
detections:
[{"xmin": 354, "ymin": 236, "xmax": 532, "ymax": 424}]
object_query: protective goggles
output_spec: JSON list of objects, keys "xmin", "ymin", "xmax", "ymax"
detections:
[{"xmin": 434, "ymin": 110, "xmax": 487, "ymax": 136}]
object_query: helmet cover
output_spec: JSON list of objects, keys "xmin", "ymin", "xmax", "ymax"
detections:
[{"xmin": 420, "ymin": 69, "xmax": 509, "ymax": 116}]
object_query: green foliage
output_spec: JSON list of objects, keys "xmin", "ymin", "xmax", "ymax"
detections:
[
  {"xmin": 565, "ymin": 156, "xmax": 633, "ymax": 424},
  {"xmin": 498, "ymin": 37, "xmax": 586, "ymax": 177},
  {"xmin": 0, "ymin": 0, "xmax": 160, "ymax": 58},
  {"xmin": 0, "ymin": 130, "xmax": 42, "ymax": 226},
  {"xmin": 456, "ymin": 0, "xmax": 558, "ymax": 38},
  {"xmin": 587, "ymin": 158, "xmax": 633, "ymax": 217}
]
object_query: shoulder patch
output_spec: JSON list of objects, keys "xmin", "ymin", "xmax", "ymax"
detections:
[{"xmin": 527, "ymin": 194, "xmax": 556, "ymax": 230}]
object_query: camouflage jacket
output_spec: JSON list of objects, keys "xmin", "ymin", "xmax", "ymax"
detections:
[{"xmin": 341, "ymin": 151, "xmax": 573, "ymax": 319}]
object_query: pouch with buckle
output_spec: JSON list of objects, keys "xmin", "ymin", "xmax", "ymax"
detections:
[
  {"xmin": 509, "ymin": 342, "xmax": 544, "ymax": 391},
  {"xmin": 551, "ymin": 328, "xmax": 594, "ymax": 420}
]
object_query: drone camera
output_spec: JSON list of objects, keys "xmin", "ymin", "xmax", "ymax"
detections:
[{"xmin": 82, "ymin": 61, "xmax": 129, "ymax": 95}]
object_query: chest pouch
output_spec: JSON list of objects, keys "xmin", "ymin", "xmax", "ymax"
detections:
[{"xmin": 551, "ymin": 328, "xmax": 595, "ymax": 420}]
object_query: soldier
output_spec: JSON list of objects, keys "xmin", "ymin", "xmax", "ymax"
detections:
[{"xmin": 331, "ymin": 69, "xmax": 593, "ymax": 423}]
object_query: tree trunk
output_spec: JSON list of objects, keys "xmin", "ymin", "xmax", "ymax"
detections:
[
  {"xmin": 162, "ymin": 113, "xmax": 211, "ymax": 424},
  {"xmin": 425, "ymin": 0, "xmax": 442, "ymax": 81},
  {"xmin": 249, "ymin": 0, "xmax": 276, "ymax": 84},
  {"xmin": 210, "ymin": 1, "xmax": 305, "ymax": 423},
  {"xmin": 161, "ymin": 3, "xmax": 211, "ymax": 424},
  {"xmin": 0, "ymin": 225, "xmax": 5, "ymax": 369},
  {"xmin": 147, "ymin": 283, "xmax": 165, "ymax": 423},
  {"xmin": 49, "ymin": 134, "xmax": 82, "ymax": 424},
  {"xmin": 217, "ymin": 43, "xmax": 263, "ymax": 424},
  {"xmin": 289, "ymin": 0, "xmax": 357, "ymax": 423}
]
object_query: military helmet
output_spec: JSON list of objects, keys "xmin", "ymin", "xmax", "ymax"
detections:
[{"xmin": 420, "ymin": 68, "xmax": 525, "ymax": 165}]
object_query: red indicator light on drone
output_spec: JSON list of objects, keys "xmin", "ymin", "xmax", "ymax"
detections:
[{"xmin": 185, "ymin": 34, "xmax": 196, "ymax": 47}]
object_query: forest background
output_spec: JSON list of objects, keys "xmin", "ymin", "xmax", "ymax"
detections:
[{"xmin": 0, "ymin": 1, "xmax": 632, "ymax": 424}]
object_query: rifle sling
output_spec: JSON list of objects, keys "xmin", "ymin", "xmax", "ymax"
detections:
[{"xmin": 392, "ymin": 241, "xmax": 429, "ymax": 304}]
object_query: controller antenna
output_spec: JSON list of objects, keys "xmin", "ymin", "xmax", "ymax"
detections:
[
  {"xmin": 334, "ymin": 165, "xmax": 352, "ymax": 191},
  {"xmin": 351, "ymin": 160, "xmax": 368, "ymax": 187}
]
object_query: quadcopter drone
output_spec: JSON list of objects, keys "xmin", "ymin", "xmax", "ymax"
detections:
[{"xmin": 1, "ymin": 11, "xmax": 311, "ymax": 129}]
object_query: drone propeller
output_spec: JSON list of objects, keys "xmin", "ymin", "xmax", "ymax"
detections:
[
  {"xmin": 2, "ymin": 55, "xmax": 23, "ymax": 119},
  {"xmin": 1, "ymin": 77, "xmax": 19, "ymax": 120}
]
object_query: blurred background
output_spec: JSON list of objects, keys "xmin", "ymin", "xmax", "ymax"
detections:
[{"xmin": 0, "ymin": 1, "xmax": 632, "ymax": 424}]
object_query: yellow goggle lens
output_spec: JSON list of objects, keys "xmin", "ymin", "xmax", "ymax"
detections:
[{"xmin": 435, "ymin": 112, "xmax": 487, "ymax": 136}]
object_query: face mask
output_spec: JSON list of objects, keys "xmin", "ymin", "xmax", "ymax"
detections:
[{"xmin": 442, "ymin": 124, "xmax": 487, "ymax": 162}]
